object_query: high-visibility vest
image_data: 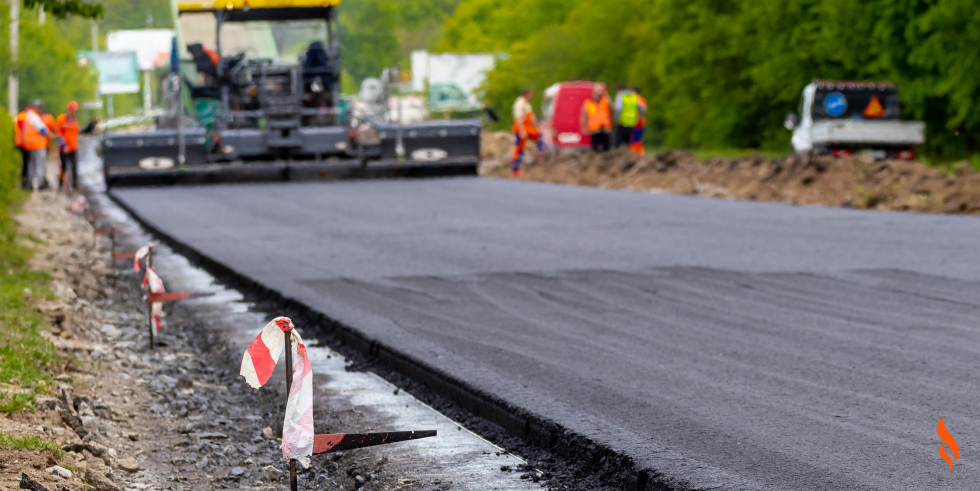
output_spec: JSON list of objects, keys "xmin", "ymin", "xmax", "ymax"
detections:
[
  {"xmin": 56, "ymin": 114, "xmax": 80, "ymax": 152},
  {"xmin": 512, "ymin": 96, "xmax": 538, "ymax": 136},
  {"xmin": 636, "ymin": 95, "xmax": 648, "ymax": 129},
  {"xmin": 41, "ymin": 114, "xmax": 56, "ymax": 146},
  {"xmin": 620, "ymin": 92, "xmax": 639, "ymax": 127},
  {"xmin": 20, "ymin": 112, "xmax": 48, "ymax": 151},
  {"xmin": 14, "ymin": 111, "xmax": 26, "ymax": 148},
  {"xmin": 585, "ymin": 98, "xmax": 611, "ymax": 131}
]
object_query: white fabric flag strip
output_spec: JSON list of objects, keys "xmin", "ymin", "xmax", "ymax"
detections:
[
  {"xmin": 133, "ymin": 244, "xmax": 151, "ymax": 272},
  {"xmin": 69, "ymin": 195, "xmax": 86, "ymax": 213},
  {"xmin": 240, "ymin": 317, "xmax": 315, "ymax": 467},
  {"xmin": 141, "ymin": 267, "xmax": 166, "ymax": 333}
]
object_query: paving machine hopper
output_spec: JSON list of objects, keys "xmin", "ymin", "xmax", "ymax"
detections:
[{"xmin": 101, "ymin": 0, "xmax": 480, "ymax": 187}]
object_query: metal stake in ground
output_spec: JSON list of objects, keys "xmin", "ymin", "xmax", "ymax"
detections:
[
  {"xmin": 109, "ymin": 230, "xmax": 116, "ymax": 287},
  {"xmin": 146, "ymin": 245, "xmax": 154, "ymax": 350},
  {"xmin": 284, "ymin": 329, "xmax": 298, "ymax": 491}
]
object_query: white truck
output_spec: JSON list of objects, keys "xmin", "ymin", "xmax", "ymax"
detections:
[{"xmin": 784, "ymin": 80, "xmax": 925, "ymax": 159}]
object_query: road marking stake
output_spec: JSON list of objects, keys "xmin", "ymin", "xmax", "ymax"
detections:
[
  {"xmin": 68, "ymin": 195, "xmax": 87, "ymax": 213},
  {"xmin": 240, "ymin": 317, "xmax": 436, "ymax": 490}
]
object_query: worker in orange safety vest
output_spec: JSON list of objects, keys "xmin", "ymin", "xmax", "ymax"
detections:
[
  {"xmin": 56, "ymin": 101, "xmax": 83, "ymax": 190},
  {"xmin": 20, "ymin": 100, "xmax": 52, "ymax": 191},
  {"xmin": 15, "ymin": 109, "xmax": 31, "ymax": 189},
  {"xmin": 580, "ymin": 84, "xmax": 612, "ymax": 153},
  {"xmin": 629, "ymin": 87, "xmax": 648, "ymax": 156},
  {"xmin": 40, "ymin": 104, "xmax": 57, "ymax": 190},
  {"xmin": 511, "ymin": 88, "xmax": 543, "ymax": 177}
]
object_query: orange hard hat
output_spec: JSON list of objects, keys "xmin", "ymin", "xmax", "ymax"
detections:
[{"xmin": 67, "ymin": 101, "xmax": 78, "ymax": 111}]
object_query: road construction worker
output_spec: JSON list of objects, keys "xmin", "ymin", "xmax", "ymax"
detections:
[
  {"xmin": 20, "ymin": 100, "xmax": 52, "ymax": 191},
  {"xmin": 580, "ymin": 84, "xmax": 612, "ymax": 153},
  {"xmin": 614, "ymin": 84, "xmax": 641, "ymax": 149},
  {"xmin": 15, "ymin": 108, "xmax": 30, "ymax": 189},
  {"xmin": 511, "ymin": 88, "xmax": 543, "ymax": 176},
  {"xmin": 56, "ymin": 101, "xmax": 82, "ymax": 190},
  {"xmin": 40, "ymin": 104, "xmax": 57, "ymax": 190},
  {"xmin": 629, "ymin": 87, "xmax": 648, "ymax": 156}
]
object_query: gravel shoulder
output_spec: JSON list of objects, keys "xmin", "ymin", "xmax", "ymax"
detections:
[{"xmin": 3, "ymin": 184, "xmax": 536, "ymax": 491}]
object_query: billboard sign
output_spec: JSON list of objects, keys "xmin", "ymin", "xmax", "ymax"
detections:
[
  {"xmin": 94, "ymin": 51, "xmax": 140, "ymax": 94},
  {"xmin": 107, "ymin": 29, "xmax": 176, "ymax": 70}
]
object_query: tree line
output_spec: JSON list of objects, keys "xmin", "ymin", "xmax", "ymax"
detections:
[{"xmin": 440, "ymin": 0, "xmax": 980, "ymax": 159}]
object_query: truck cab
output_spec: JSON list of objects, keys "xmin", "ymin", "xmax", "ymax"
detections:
[{"xmin": 786, "ymin": 80, "xmax": 924, "ymax": 159}]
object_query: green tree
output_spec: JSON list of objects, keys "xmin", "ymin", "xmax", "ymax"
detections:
[
  {"xmin": 340, "ymin": 0, "xmax": 400, "ymax": 84},
  {"xmin": 447, "ymin": 0, "xmax": 980, "ymax": 157},
  {"xmin": 1, "ymin": 0, "xmax": 97, "ymax": 115}
]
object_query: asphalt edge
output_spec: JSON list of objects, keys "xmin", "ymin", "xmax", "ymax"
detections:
[
  {"xmin": 107, "ymin": 189, "xmax": 677, "ymax": 491},
  {"xmin": 105, "ymin": 160, "xmax": 477, "ymax": 188}
]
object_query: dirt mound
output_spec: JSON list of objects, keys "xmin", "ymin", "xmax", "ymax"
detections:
[
  {"xmin": 482, "ymin": 144, "xmax": 980, "ymax": 214},
  {"xmin": 481, "ymin": 130, "xmax": 514, "ymax": 162}
]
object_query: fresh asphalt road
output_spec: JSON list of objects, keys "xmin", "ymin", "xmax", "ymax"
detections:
[{"xmin": 113, "ymin": 178, "xmax": 980, "ymax": 490}]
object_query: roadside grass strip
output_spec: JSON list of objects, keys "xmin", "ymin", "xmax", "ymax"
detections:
[
  {"xmin": 0, "ymin": 392, "xmax": 36, "ymax": 413},
  {"xmin": 0, "ymin": 431, "xmax": 64, "ymax": 458},
  {"xmin": 0, "ymin": 199, "xmax": 58, "ymax": 402}
]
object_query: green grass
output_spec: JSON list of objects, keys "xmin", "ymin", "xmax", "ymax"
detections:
[
  {"xmin": 0, "ymin": 392, "xmax": 36, "ymax": 413},
  {"xmin": 688, "ymin": 148, "xmax": 785, "ymax": 160},
  {"xmin": 0, "ymin": 431, "xmax": 64, "ymax": 458},
  {"xmin": 0, "ymin": 194, "xmax": 58, "ymax": 398}
]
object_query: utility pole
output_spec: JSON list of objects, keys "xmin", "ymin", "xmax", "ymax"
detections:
[
  {"xmin": 143, "ymin": 70, "xmax": 152, "ymax": 115},
  {"xmin": 7, "ymin": 0, "xmax": 18, "ymax": 114},
  {"xmin": 91, "ymin": 20, "xmax": 100, "ymax": 120},
  {"xmin": 91, "ymin": 20, "xmax": 98, "ymax": 52}
]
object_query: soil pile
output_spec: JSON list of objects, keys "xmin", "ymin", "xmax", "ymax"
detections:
[{"xmin": 481, "ymin": 132, "xmax": 980, "ymax": 214}]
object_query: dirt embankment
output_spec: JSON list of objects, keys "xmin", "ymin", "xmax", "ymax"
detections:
[{"xmin": 480, "ymin": 132, "xmax": 980, "ymax": 214}]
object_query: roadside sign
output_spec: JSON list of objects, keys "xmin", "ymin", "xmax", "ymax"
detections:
[
  {"xmin": 107, "ymin": 30, "xmax": 175, "ymax": 71},
  {"xmin": 94, "ymin": 51, "xmax": 140, "ymax": 94}
]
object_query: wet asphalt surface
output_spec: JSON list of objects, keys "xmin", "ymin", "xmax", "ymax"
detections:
[{"xmin": 111, "ymin": 177, "xmax": 980, "ymax": 490}]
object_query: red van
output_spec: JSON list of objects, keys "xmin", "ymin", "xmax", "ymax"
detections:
[{"xmin": 542, "ymin": 81, "xmax": 605, "ymax": 149}]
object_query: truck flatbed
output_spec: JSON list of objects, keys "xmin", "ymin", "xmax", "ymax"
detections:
[{"xmin": 811, "ymin": 119, "xmax": 925, "ymax": 146}]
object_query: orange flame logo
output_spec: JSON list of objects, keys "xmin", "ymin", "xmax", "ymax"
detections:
[{"xmin": 938, "ymin": 418, "xmax": 959, "ymax": 470}]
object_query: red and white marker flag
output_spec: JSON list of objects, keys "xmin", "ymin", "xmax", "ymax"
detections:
[
  {"xmin": 133, "ymin": 244, "xmax": 151, "ymax": 272},
  {"xmin": 69, "ymin": 195, "xmax": 87, "ymax": 213},
  {"xmin": 142, "ymin": 267, "xmax": 166, "ymax": 333},
  {"xmin": 240, "ymin": 317, "xmax": 315, "ymax": 467}
]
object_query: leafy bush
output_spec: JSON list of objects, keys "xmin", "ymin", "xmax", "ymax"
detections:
[
  {"xmin": 444, "ymin": 0, "xmax": 980, "ymax": 159},
  {"xmin": 0, "ymin": 107, "xmax": 18, "ymax": 205}
]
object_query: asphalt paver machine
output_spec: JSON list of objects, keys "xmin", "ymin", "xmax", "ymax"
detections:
[{"xmin": 101, "ymin": 0, "xmax": 480, "ymax": 187}]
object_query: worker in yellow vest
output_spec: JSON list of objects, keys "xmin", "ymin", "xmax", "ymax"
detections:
[
  {"xmin": 580, "ymin": 84, "xmax": 612, "ymax": 153},
  {"xmin": 511, "ymin": 88, "xmax": 543, "ymax": 177},
  {"xmin": 614, "ymin": 85, "xmax": 643, "ymax": 149},
  {"xmin": 629, "ymin": 87, "xmax": 648, "ymax": 156}
]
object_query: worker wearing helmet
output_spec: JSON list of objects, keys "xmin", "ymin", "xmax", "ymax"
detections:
[
  {"xmin": 580, "ymin": 84, "xmax": 612, "ymax": 153},
  {"xmin": 20, "ymin": 100, "xmax": 52, "ymax": 191},
  {"xmin": 511, "ymin": 88, "xmax": 543, "ymax": 177},
  {"xmin": 56, "ymin": 101, "xmax": 82, "ymax": 190}
]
